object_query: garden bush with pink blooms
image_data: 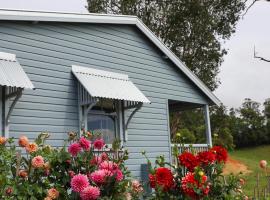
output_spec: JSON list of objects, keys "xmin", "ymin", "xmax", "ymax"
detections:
[
  {"xmin": 0, "ymin": 131, "xmax": 143, "ymax": 200},
  {"xmin": 0, "ymin": 131, "xmax": 250, "ymax": 200}
]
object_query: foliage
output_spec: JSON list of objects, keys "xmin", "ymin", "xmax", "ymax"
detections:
[
  {"xmin": 143, "ymin": 144, "xmax": 247, "ymax": 199},
  {"xmin": 229, "ymin": 98, "xmax": 268, "ymax": 148},
  {"xmin": 0, "ymin": 133, "xmax": 53, "ymax": 199},
  {"xmin": 0, "ymin": 132, "xmax": 143, "ymax": 200},
  {"xmin": 170, "ymin": 97, "xmax": 270, "ymax": 149},
  {"xmin": 86, "ymin": 0, "xmax": 246, "ymax": 91},
  {"xmin": 211, "ymin": 105, "xmax": 234, "ymax": 150},
  {"xmin": 170, "ymin": 109, "xmax": 206, "ymax": 144},
  {"xmin": 172, "ymin": 128, "xmax": 196, "ymax": 144}
]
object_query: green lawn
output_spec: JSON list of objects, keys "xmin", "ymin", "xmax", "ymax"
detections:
[{"xmin": 229, "ymin": 145, "xmax": 270, "ymax": 197}]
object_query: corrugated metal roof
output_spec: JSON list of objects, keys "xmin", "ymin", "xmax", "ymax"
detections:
[
  {"xmin": 0, "ymin": 52, "xmax": 35, "ymax": 89},
  {"xmin": 72, "ymin": 65, "xmax": 150, "ymax": 103}
]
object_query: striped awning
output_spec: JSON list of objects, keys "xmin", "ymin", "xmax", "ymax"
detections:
[
  {"xmin": 0, "ymin": 52, "xmax": 34, "ymax": 89},
  {"xmin": 72, "ymin": 65, "xmax": 150, "ymax": 103}
]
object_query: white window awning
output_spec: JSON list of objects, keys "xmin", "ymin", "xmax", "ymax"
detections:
[
  {"xmin": 0, "ymin": 52, "xmax": 34, "ymax": 89},
  {"xmin": 72, "ymin": 65, "xmax": 150, "ymax": 103}
]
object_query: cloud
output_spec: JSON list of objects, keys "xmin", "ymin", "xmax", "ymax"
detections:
[{"xmin": 215, "ymin": 1, "xmax": 270, "ymax": 108}]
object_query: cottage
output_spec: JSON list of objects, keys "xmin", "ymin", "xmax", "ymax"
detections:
[{"xmin": 0, "ymin": 9, "xmax": 220, "ymax": 178}]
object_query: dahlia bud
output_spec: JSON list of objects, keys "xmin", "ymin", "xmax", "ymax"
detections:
[
  {"xmin": 86, "ymin": 131, "xmax": 92, "ymax": 138},
  {"xmin": 68, "ymin": 131, "xmax": 76, "ymax": 140},
  {"xmin": 0, "ymin": 136, "xmax": 7, "ymax": 145},
  {"xmin": 236, "ymin": 188, "xmax": 243, "ymax": 193},
  {"xmin": 68, "ymin": 170, "xmax": 75, "ymax": 178},
  {"xmin": 176, "ymin": 132, "xmax": 181, "ymax": 138},
  {"xmin": 259, "ymin": 160, "xmax": 267, "ymax": 169},
  {"xmin": 198, "ymin": 171, "xmax": 204, "ymax": 176},
  {"xmin": 19, "ymin": 170, "xmax": 28, "ymax": 178},
  {"xmin": 5, "ymin": 187, "xmax": 13, "ymax": 196},
  {"xmin": 239, "ymin": 178, "xmax": 245, "ymax": 185},
  {"xmin": 18, "ymin": 136, "xmax": 29, "ymax": 147},
  {"xmin": 43, "ymin": 162, "xmax": 50, "ymax": 170},
  {"xmin": 44, "ymin": 169, "xmax": 50, "ymax": 176}
]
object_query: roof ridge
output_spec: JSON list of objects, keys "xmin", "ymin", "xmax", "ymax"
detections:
[{"xmin": 0, "ymin": 8, "xmax": 137, "ymax": 18}]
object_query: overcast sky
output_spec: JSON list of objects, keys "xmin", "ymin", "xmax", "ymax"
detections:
[{"xmin": 0, "ymin": 0, "xmax": 269, "ymax": 109}]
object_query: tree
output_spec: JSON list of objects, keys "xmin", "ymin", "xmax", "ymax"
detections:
[
  {"xmin": 264, "ymin": 98, "xmax": 270, "ymax": 119},
  {"xmin": 87, "ymin": 0, "xmax": 246, "ymax": 91},
  {"xmin": 169, "ymin": 109, "xmax": 205, "ymax": 144},
  {"xmin": 264, "ymin": 99, "xmax": 270, "ymax": 140},
  {"xmin": 236, "ymin": 98, "xmax": 267, "ymax": 147},
  {"xmin": 210, "ymin": 105, "xmax": 234, "ymax": 150}
]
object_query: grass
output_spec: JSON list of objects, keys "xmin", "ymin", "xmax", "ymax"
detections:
[{"xmin": 229, "ymin": 145, "xmax": 270, "ymax": 197}]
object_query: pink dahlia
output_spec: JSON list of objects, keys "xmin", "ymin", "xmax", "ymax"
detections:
[
  {"xmin": 99, "ymin": 161, "xmax": 118, "ymax": 171},
  {"xmin": 93, "ymin": 138, "xmax": 105, "ymax": 150},
  {"xmin": 31, "ymin": 155, "xmax": 45, "ymax": 168},
  {"xmin": 90, "ymin": 169, "xmax": 112, "ymax": 184},
  {"xmin": 68, "ymin": 142, "xmax": 82, "ymax": 157},
  {"xmin": 79, "ymin": 137, "xmax": 91, "ymax": 151},
  {"xmin": 100, "ymin": 152, "xmax": 109, "ymax": 161},
  {"xmin": 80, "ymin": 186, "xmax": 100, "ymax": 200},
  {"xmin": 70, "ymin": 174, "xmax": 89, "ymax": 192},
  {"xmin": 114, "ymin": 169, "xmax": 124, "ymax": 182},
  {"xmin": 90, "ymin": 156, "xmax": 102, "ymax": 166}
]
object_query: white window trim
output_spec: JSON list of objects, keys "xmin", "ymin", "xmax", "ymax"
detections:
[{"xmin": 79, "ymin": 100, "xmax": 125, "ymax": 148}]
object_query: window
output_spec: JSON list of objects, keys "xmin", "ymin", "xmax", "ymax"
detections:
[
  {"xmin": 72, "ymin": 66, "xmax": 150, "ymax": 145},
  {"xmin": 86, "ymin": 100, "xmax": 119, "ymax": 144}
]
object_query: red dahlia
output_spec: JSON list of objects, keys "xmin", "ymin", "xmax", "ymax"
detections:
[
  {"xmin": 148, "ymin": 174, "xmax": 156, "ymax": 188},
  {"xmin": 181, "ymin": 172, "xmax": 210, "ymax": 199},
  {"xmin": 210, "ymin": 146, "xmax": 228, "ymax": 163},
  {"xmin": 197, "ymin": 151, "xmax": 216, "ymax": 166},
  {"xmin": 178, "ymin": 152, "xmax": 199, "ymax": 172},
  {"xmin": 149, "ymin": 167, "xmax": 174, "ymax": 191}
]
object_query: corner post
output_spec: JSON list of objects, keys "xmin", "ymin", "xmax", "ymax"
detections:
[{"xmin": 204, "ymin": 104, "xmax": 212, "ymax": 147}]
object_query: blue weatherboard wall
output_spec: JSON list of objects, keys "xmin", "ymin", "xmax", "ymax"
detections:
[{"xmin": 0, "ymin": 21, "xmax": 209, "ymax": 177}]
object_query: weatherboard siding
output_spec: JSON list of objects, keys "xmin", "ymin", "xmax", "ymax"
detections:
[{"xmin": 0, "ymin": 21, "xmax": 209, "ymax": 177}]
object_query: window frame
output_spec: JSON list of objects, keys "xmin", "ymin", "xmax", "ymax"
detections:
[
  {"xmin": 79, "ymin": 100, "xmax": 125, "ymax": 148},
  {"xmin": 87, "ymin": 109, "xmax": 118, "ymax": 145}
]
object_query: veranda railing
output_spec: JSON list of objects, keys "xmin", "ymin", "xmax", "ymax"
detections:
[{"xmin": 170, "ymin": 143, "xmax": 209, "ymax": 165}]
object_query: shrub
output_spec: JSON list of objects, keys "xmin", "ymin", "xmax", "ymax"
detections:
[
  {"xmin": 0, "ymin": 133, "xmax": 54, "ymax": 199},
  {"xmin": 144, "ymin": 145, "xmax": 247, "ymax": 200},
  {"xmin": 0, "ymin": 132, "xmax": 143, "ymax": 200}
]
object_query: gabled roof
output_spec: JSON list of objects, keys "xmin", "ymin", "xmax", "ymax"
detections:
[{"xmin": 0, "ymin": 9, "xmax": 221, "ymax": 105}]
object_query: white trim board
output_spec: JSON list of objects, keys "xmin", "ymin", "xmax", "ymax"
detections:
[
  {"xmin": 0, "ymin": 9, "xmax": 221, "ymax": 105},
  {"xmin": 0, "ymin": 52, "xmax": 16, "ymax": 62}
]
